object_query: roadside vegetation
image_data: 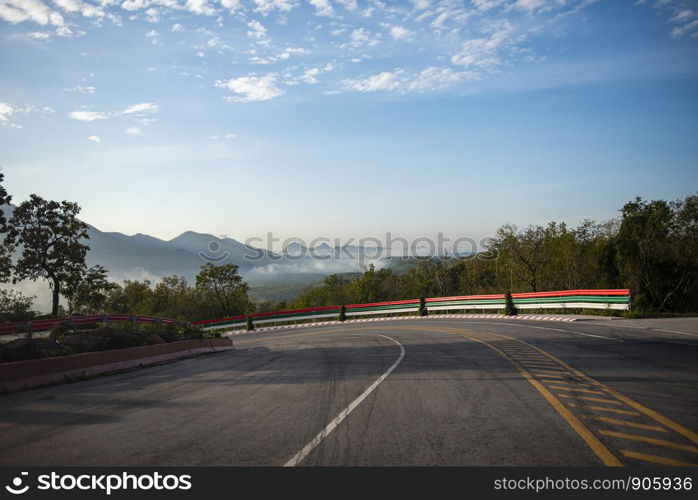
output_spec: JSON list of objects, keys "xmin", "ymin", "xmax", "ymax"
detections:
[
  {"xmin": 292, "ymin": 194, "xmax": 698, "ymax": 317},
  {"xmin": 1, "ymin": 172, "xmax": 696, "ymax": 330}
]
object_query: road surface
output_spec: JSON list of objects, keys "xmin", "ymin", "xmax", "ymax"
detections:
[{"xmin": 1, "ymin": 317, "xmax": 697, "ymax": 466}]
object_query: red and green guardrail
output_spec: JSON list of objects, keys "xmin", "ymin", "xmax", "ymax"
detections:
[
  {"xmin": 0, "ymin": 314, "xmax": 179, "ymax": 336},
  {"xmin": 0, "ymin": 289, "xmax": 630, "ymax": 336},
  {"xmin": 193, "ymin": 289, "xmax": 631, "ymax": 331}
]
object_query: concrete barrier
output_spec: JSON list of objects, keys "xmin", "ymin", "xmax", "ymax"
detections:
[{"xmin": 0, "ymin": 338, "xmax": 234, "ymax": 393}]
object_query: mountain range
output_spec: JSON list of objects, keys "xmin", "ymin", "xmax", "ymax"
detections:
[{"xmin": 3, "ymin": 204, "xmax": 386, "ymax": 286}]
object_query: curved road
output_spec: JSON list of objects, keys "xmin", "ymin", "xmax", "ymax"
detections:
[{"xmin": 1, "ymin": 317, "xmax": 697, "ymax": 466}]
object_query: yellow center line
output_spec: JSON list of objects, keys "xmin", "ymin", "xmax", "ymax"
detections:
[
  {"xmin": 531, "ymin": 369, "xmax": 570, "ymax": 375},
  {"xmin": 343, "ymin": 324, "xmax": 697, "ymax": 467},
  {"xmin": 539, "ymin": 380, "xmax": 595, "ymax": 388},
  {"xmin": 457, "ymin": 332, "xmax": 622, "ymax": 466},
  {"xmin": 567, "ymin": 403, "xmax": 642, "ymax": 417},
  {"xmin": 549, "ymin": 386, "xmax": 607, "ymax": 396},
  {"xmin": 584, "ymin": 415, "xmax": 668, "ymax": 433},
  {"xmin": 620, "ymin": 450, "xmax": 698, "ymax": 467},
  {"xmin": 490, "ymin": 333, "xmax": 698, "ymax": 445},
  {"xmin": 557, "ymin": 394, "xmax": 624, "ymax": 406},
  {"xmin": 520, "ymin": 363, "xmax": 561, "ymax": 368},
  {"xmin": 598, "ymin": 430, "xmax": 698, "ymax": 454}
]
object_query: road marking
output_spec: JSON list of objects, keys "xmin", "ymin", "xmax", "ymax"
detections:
[
  {"xmin": 557, "ymin": 394, "xmax": 624, "ymax": 405},
  {"xmin": 549, "ymin": 386, "xmax": 607, "ymax": 396},
  {"xmin": 283, "ymin": 334, "xmax": 405, "ymax": 467},
  {"xmin": 598, "ymin": 430, "xmax": 698, "ymax": 453},
  {"xmin": 655, "ymin": 329, "xmax": 698, "ymax": 337},
  {"xmin": 460, "ymin": 333, "xmax": 622, "ymax": 466},
  {"xmin": 568, "ymin": 404, "xmax": 641, "ymax": 417},
  {"xmin": 531, "ymin": 369, "xmax": 569, "ymax": 375},
  {"xmin": 620, "ymin": 450, "xmax": 698, "ymax": 466},
  {"xmin": 540, "ymin": 380, "xmax": 593, "ymax": 387},
  {"xmin": 585, "ymin": 415, "xmax": 667, "ymax": 433},
  {"xmin": 517, "ymin": 340, "xmax": 698, "ymax": 445}
]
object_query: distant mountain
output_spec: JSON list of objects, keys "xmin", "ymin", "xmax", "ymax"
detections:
[
  {"xmin": 85, "ymin": 226, "xmax": 208, "ymax": 282},
  {"xmin": 86, "ymin": 228, "xmax": 288, "ymax": 283},
  {"xmin": 3, "ymin": 203, "xmax": 390, "ymax": 288}
]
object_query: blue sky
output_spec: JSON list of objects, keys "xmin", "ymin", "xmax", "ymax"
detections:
[{"xmin": 0, "ymin": 0, "xmax": 697, "ymax": 248}]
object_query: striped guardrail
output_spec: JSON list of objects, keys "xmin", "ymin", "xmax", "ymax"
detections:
[
  {"xmin": 194, "ymin": 289, "xmax": 630, "ymax": 331},
  {"xmin": 0, "ymin": 314, "xmax": 180, "ymax": 336}
]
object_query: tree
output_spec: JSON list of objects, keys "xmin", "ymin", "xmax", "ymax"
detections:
[
  {"xmin": 338, "ymin": 304, "xmax": 346, "ymax": 322},
  {"xmin": 0, "ymin": 173, "xmax": 14, "ymax": 283},
  {"xmin": 62, "ymin": 265, "xmax": 119, "ymax": 315},
  {"xmin": 196, "ymin": 263, "xmax": 252, "ymax": 317},
  {"xmin": 504, "ymin": 291, "xmax": 518, "ymax": 316},
  {"xmin": 418, "ymin": 297, "xmax": 428, "ymax": 316},
  {"xmin": 8, "ymin": 195, "xmax": 89, "ymax": 316},
  {"xmin": 0, "ymin": 289, "xmax": 36, "ymax": 322}
]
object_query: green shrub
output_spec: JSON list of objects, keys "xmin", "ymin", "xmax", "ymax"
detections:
[
  {"xmin": 418, "ymin": 297, "xmax": 428, "ymax": 317},
  {"xmin": 504, "ymin": 292, "xmax": 518, "ymax": 316}
]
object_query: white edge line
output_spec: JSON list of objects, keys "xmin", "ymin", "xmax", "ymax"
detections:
[{"xmin": 283, "ymin": 334, "xmax": 405, "ymax": 467}]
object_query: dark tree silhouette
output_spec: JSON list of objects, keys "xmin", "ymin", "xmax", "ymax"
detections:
[{"xmin": 8, "ymin": 194, "xmax": 89, "ymax": 316}]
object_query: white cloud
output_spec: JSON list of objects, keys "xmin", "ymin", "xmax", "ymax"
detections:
[
  {"xmin": 450, "ymin": 20, "xmax": 518, "ymax": 70},
  {"xmin": 0, "ymin": 101, "xmax": 52, "ymax": 127},
  {"xmin": 388, "ymin": 25, "xmax": 411, "ymax": 40},
  {"xmin": 68, "ymin": 102, "xmax": 158, "ymax": 122},
  {"xmin": 309, "ymin": 0, "xmax": 333, "ymax": 17},
  {"xmin": 185, "ymin": 0, "xmax": 214, "ymax": 15},
  {"xmin": 512, "ymin": 0, "xmax": 549, "ymax": 12},
  {"xmin": 125, "ymin": 126, "xmax": 142, "ymax": 134},
  {"xmin": 252, "ymin": 0, "xmax": 296, "ymax": 16},
  {"xmin": 215, "ymin": 74, "xmax": 285, "ymax": 102},
  {"xmin": 0, "ymin": 101, "xmax": 16, "ymax": 122},
  {"xmin": 68, "ymin": 110, "xmax": 108, "ymax": 121},
  {"xmin": 220, "ymin": 0, "xmax": 240, "ymax": 13},
  {"xmin": 671, "ymin": 19, "xmax": 698, "ymax": 37},
  {"xmin": 336, "ymin": 0, "xmax": 357, "ymax": 11},
  {"xmin": 120, "ymin": 0, "xmax": 147, "ymax": 11},
  {"xmin": 121, "ymin": 102, "xmax": 159, "ymax": 114},
  {"xmin": 64, "ymin": 84, "xmax": 96, "ymax": 93},
  {"xmin": 52, "ymin": 0, "xmax": 105, "ymax": 19},
  {"xmin": 171, "ymin": 22, "xmax": 182, "ymax": 31},
  {"xmin": 0, "ymin": 0, "xmax": 65, "ymax": 26},
  {"xmin": 343, "ymin": 66, "xmax": 478, "ymax": 94},
  {"xmin": 406, "ymin": 66, "xmax": 479, "ymax": 91},
  {"xmin": 55, "ymin": 25, "xmax": 74, "ymax": 36},
  {"xmin": 299, "ymin": 67, "xmax": 321, "ymax": 83},
  {"xmin": 347, "ymin": 27, "xmax": 382, "ymax": 47},
  {"xmin": 87, "ymin": 135, "xmax": 101, "ymax": 142},
  {"xmin": 25, "ymin": 30, "xmax": 51, "ymax": 39},
  {"xmin": 246, "ymin": 19, "xmax": 268, "ymax": 40},
  {"xmin": 472, "ymin": 0, "xmax": 505, "ymax": 10},
  {"xmin": 343, "ymin": 70, "xmax": 404, "ymax": 92}
]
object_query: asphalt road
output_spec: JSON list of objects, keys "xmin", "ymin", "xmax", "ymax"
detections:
[{"xmin": 0, "ymin": 317, "xmax": 697, "ymax": 466}]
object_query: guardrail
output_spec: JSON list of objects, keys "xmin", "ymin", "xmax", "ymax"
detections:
[
  {"xmin": 194, "ymin": 289, "xmax": 630, "ymax": 331},
  {"xmin": 0, "ymin": 314, "xmax": 179, "ymax": 337}
]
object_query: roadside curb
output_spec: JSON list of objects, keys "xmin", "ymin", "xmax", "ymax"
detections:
[
  {"xmin": 0, "ymin": 338, "xmax": 234, "ymax": 393},
  {"xmin": 227, "ymin": 314, "xmax": 578, "ymax": 336}
]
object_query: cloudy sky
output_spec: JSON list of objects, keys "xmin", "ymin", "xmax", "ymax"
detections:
[{"xmin": 0, "ymin": 0, "xmax": 697, "ymax": 246}]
